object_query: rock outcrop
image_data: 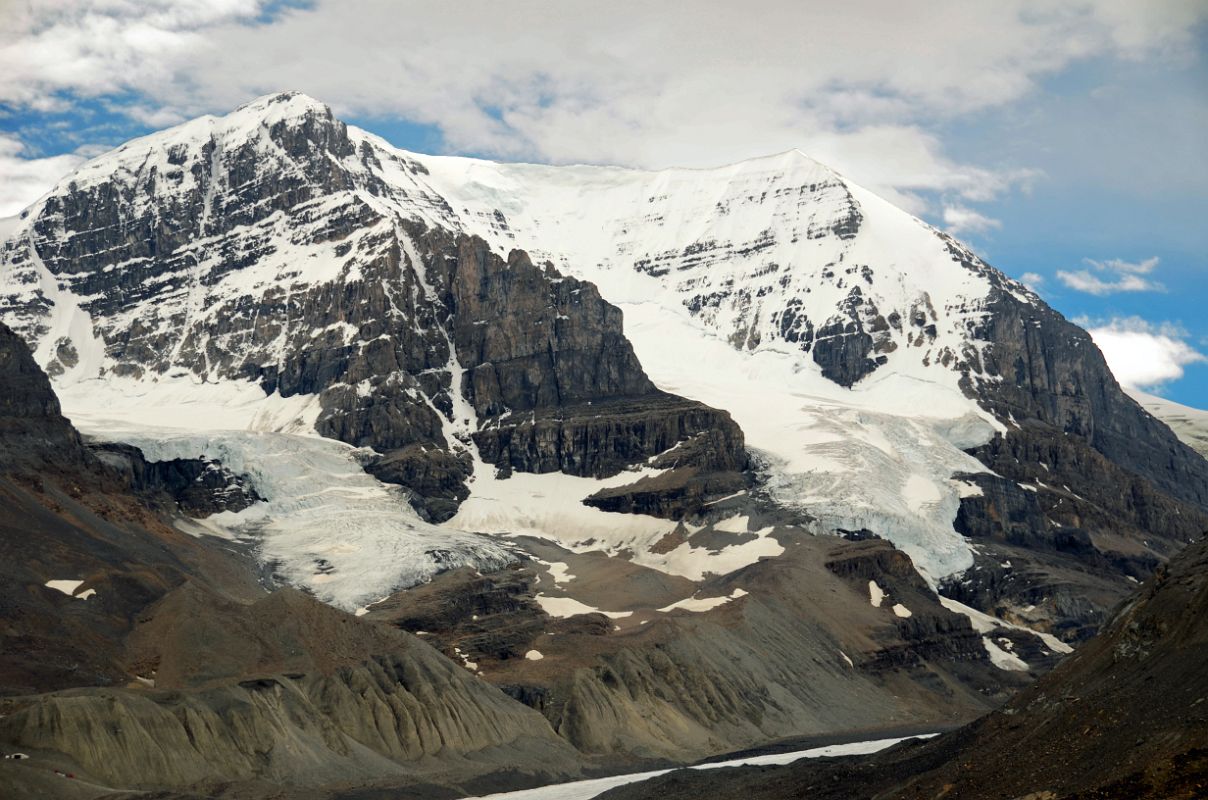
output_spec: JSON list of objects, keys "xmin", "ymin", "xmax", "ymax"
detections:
[
  {"xmin": 88, "ymin": 441, "xmax": 261, "ymax": 517},
  {"xmin": 942, "ymin": 424, "xmax": 1208, "ymax": 640},
  {"xmin": 964, "ymin": 257, "xmax": 1208, "ymax": 510},
  {"xmin": 601, "ymin": 533, "xmax": 1208, "ymax": 800},
  {"xmin": 368, "ymin": 534, "xmax": 1023, "ymax": 764},
  {"xmin": 0, "ymin": 322, "xmax": 87, "ymax": 474},
  {"xmin": 939, "ymin": 247, "xmax": 1208, "ymax": 640},
  {"xmin": 332, "ymin": 229, "xmax": 748, "ymax": 519}
]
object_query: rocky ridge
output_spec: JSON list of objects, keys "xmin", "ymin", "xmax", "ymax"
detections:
[
  {"xmin": 601, "ymin": 531, "xmax": 1208, "ymax": 800},
  {"xmin": 362, "ymin": 530, "xmax": 1030, "ymax": 762}
]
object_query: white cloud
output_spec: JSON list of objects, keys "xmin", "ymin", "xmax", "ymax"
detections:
[
  {"xmin": 0, "ymin": 135, "xmax": 87, "ymax": 217},
  {"xmin": 1, "ymin": 0, "xmax": 1203, "ymax": 216},
  {"xmin": 1057, "ymin": 270, "xmax": 1162, "ymax": 294},
  {"xmin": 1084, "ymin": 256, "xmax": 1160, "ymax": 274},
  {"xmin": 1057, "ymin": 255, "xmax": 1165, "ymax": 295},
  {"xmin": 943, "ymin": 205, "xmax": 1003, "ymax": 235},
  {"xmin": 1020, "ymin": 272, "xmax": 1046, "ymax": 287},
  {"xmin": 1084, "ymin": 316, "xmax": 1207, "ymax": 390}
]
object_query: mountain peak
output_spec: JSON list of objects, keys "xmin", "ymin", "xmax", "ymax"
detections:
[
  {"xmin": 22, "ymin": 90, "xmax": 345, "ymax": 216},
  {"xmin": 229, "ymin": 90, "xmax": 333, "ymax": 124}
]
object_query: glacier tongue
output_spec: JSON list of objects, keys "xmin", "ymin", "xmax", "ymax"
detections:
[
  {"xmin": 57, "ymin": 379, "xmax": 518, "ymax": 611},
  {"xmin": 74, "ymin": 420, "xmax": 517, "ymax": 611}
]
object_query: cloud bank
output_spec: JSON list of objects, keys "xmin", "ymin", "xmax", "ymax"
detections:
[{"xmin": 1084, "ymin": 316, "xmax": 1206, "ymax": 390}]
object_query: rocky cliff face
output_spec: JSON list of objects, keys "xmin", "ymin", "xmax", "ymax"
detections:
[
  {"xmin": 934, "ymin": 256, "xmax": 1208, "ymax": 639},
  {"xmin": 0, "ymin": 322, "xmax": 86, "ymax": 473},
  {"xmin": 964, "ymin": 258, "xmax": 1208, "ymax": 510}
]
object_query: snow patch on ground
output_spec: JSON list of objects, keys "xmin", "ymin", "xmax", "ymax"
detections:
[
  {"xmin": 538, "ymin": 561, "xmax": 576, "ymax": 586},
  {"xmin": 535, "ymin": 594, "xmax": 633, "ymax": 620},
  {"xmin": 453, "ymin": 646, "xmax": 478, "ymax": 672},
  {"xmin": 448, "ymin": 464, "xmax": 786, "ymax": 582},
  {"xmin": 353, "ymin": 596, "xmax": 390, "ymax": 618},
  {"xmin": 448, "ymin": 466, "xmax": 675, "ymax": 552},
  {"xmin": 892, "ymin": 603, "xmax": 912, "ymax": 618},
  {"xmin": 524, "ymin": 650, "xmax": 544, "ymax": 661},
  {"xmin": 868, "ymin": 580, "xmax": 885, "ymax": 608},
  {"xmin": 644, "ymin": 526, "xmax": 783, "ymax": 581},
  {"xmin": 713, "ymin": 515, "xmax": 752, "ymax": 533},
  {"xmin": 658, "ymin": 588, "xmax": 748, "ymax": 613},
  {"xmin": 940, "ymin": 596, "xmax": 1073, "ymax": 655},
  {"xmin": 982, "ymin": 636, "xmax": 1029, "ymax": 671},
  {"xmin": 45, "ymin": 580, "xmax": 92, "ymax": 599},
  {"xmin": 952, "ymin": 479, "xmax": 984, "ymax": 498}
]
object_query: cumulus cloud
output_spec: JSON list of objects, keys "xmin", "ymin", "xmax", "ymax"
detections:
[
  {"xmin": 1057, "ymin": 256, "xmax": 1165, "ymax": 295},
  {"xmin": 1, "ymin": 0, "xmax": 1204, "ymax": 214},
  {"xmin": 1020, "ymin": 272, "xmax": 1046, "ymax": 288},
  {"xmin": 1057, "ymin": 271, "xmax": 1161, "ymax": 294},
  {"xmin": 942, "ymin": 205, "xmax": 1002, "ymax": 235},
  {"xmin": 1089, "ymin": 256, "xmax": 1160, "ymax": 274},
  {"xmin": 1083, "ymin": 316, "xmax": 1207, "ymax": 390},
  {"xmin": 0, "ymin": 135, "xmax": 87, "ymax": 217}
]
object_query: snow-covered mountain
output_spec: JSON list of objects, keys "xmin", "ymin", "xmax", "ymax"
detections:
[
  {"xmin": 4, "ymin": 91, "xmax": 1208, "ymax": 788},
  {"xmin": 2, "ymin": 90, "xmax": 1205, "ymax": 636}
]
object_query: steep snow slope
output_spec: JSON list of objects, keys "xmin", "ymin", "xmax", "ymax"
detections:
[
  {"xmin": 1130, "ymin": 389, "xmax": 1208, "ymax": 458},
  {"xmin": 0, "ymin": 92, "xmax": 1040, "ymax": 593}
]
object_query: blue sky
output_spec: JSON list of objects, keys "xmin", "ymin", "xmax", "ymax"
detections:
[{"xmin": 0, "ymin": 1, "xmax": 1204, "ymax": 407}]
